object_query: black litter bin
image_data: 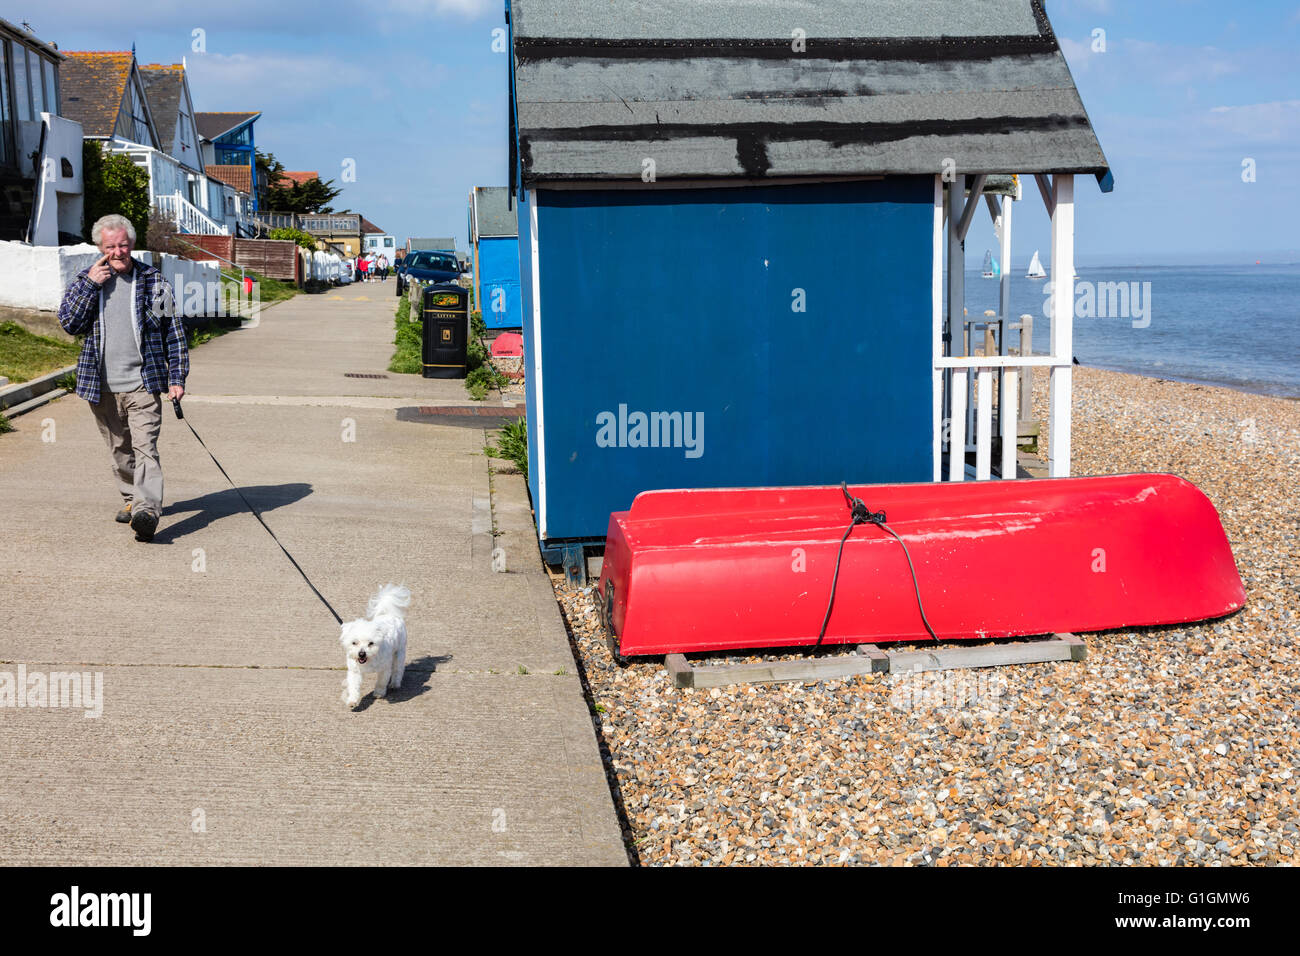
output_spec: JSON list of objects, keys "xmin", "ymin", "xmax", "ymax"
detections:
[{"xmin": 421, "ymin": 284, "xmax": 468, "ymax": 379}]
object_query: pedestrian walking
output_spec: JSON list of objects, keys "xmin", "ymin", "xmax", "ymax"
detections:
[{"xmin": 57, "ymin": 214, "xmax": 188, "ymax": 542}]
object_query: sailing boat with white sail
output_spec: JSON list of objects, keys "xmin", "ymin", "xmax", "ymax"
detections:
[
  {"xmin": 1027, "ymin": 249, "xmax": 1046, "ymax": 279},
  {"xmin": 982, "ymin": 249, "xmax": 1000, "ymax": 279}
]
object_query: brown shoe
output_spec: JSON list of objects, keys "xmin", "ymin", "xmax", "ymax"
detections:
[
  {"xmin": 116, "ymin": 502, "xmax": 133, "ymax": 523},
  {"xmin": 130, "ymin": 509, "xmax": 158, "ymax": 542}
]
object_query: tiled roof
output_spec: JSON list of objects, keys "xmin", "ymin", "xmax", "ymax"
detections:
[
  {"xmin": 206, "ymin": 164, "xmax": 252, "ymax": 194},
  {"xmin": 138, "ymin": 65, "xmax": 184, "ymax": 153},
  {"xmin": 196, "ymin": 111, "xmax": 260, "ymax": 141},
  {"xmin": 60, "ymin": 52, "xmax": 134, "ymax": 138},
  {"xmin": 279, "ymin": 171, "xmax": 319, "ymax": 186},
  {"xmin": 360, "ymin": 216, "xmax": 387, "ymax": 235}
]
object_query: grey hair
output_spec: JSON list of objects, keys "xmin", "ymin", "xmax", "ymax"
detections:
[{"xmin": 91, "ymin": 214, "xmax": 136, "ymax": 246}]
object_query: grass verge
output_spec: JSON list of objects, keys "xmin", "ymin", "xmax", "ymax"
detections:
[
  {"xmin": 0, "ymin": 321, "xmax": 80, "ymax": 384},
  {"xmin": 389, "ymin": 295, "xmax": 422, "ymax": 374}
]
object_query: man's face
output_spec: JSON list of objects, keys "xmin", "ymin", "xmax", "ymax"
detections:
[{"xmin": 98, "ymin": 228, "xmax": 133, "ymax": 273}]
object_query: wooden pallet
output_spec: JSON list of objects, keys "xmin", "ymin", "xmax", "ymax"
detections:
[{"xmin": 665, "ymin": 634, "xmax": 1085, "ymax": 690}]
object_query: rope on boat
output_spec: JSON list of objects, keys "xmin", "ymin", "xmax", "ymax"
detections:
[{"xmin": 814, "ymin": 483, "xmax": 940, "ymax": 651}]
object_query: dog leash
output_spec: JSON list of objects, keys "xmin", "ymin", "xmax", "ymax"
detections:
[{"xmin": 172, "ymin": 398, "xmax": 343, "ymax": 625}]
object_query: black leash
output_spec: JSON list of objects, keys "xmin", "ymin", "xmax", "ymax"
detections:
[
  {"xmin": 814, "ymin": 482, "xmax": 939, "ymax": 651},
  {"xmin": 172, "ymin": 399, "xmax": 343, "ymax": 625}
]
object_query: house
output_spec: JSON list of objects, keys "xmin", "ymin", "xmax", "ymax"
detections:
[
  {"xmin": 196, "ymin": 111, "xmax": 261, "ymax": 209},
  {"xmin": 361, "ymin": 215, "xmax": 395, "ymax": 259},
  {"xmin": 0, "ymin": 18, "xmax": 83, "ymax": 244},
  {"xmin": 202, "ymin": 164, "xmax": 255, "ymax": 234},
  {"xmin": 62, "ymin": 52, "xmax": 245, "ymax": 237},
  {"xmin": 299, "ymin": 213, "xmax": 362, "ymax": 256},
  {"xmin": 507, "ymin": 0, "xmax": 1110, "ymax": 562},
  {"xmin": 139, "ymin": 63, "xmax": 251, "ymax": 236},
  {"xmin": 468, "ymin": 186, "xmax": 521, "ymax": 329}
]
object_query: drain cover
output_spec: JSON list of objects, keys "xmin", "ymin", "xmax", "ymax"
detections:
[{"xmin": 345, "ymin": 373, "xmax": 389, "ymax": 379}]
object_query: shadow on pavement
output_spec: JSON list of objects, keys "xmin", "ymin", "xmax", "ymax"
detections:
[
  {"xmin": 352, "ymin": 654, "xmax": 452, "ymax": 710},
  {"xmin": 154, "ymin": 482, "xmax": 314, "ymax": 543}
]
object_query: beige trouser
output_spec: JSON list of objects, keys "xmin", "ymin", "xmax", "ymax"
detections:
[{"xmin": 89, "ymin": 387, "xmax": 164, "ymax": 517}]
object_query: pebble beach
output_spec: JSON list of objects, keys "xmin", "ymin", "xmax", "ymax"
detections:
[{"xmin": 546, "ymin": 367, "xmax": 1300, "ymax": 866}]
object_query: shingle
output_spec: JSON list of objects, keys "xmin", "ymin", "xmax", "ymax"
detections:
[
  {"xmin": 511, "ymin": 0, "xmax": 1110, "ymax": 186},
  {"xmin": 513, "ymin": 0, "xmax": 1043, "ymax": 40}
]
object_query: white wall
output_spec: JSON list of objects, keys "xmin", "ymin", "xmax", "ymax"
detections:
[
  {"xmin": 26, "ymin": 114, "xmax": 85, "ymax": 246},
  {"xmin": 0, "ymin": 241, "xmax": 219, "ymax": 317}
]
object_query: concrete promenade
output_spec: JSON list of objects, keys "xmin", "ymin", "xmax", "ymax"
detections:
[{"xmin": 0, "ymin": 281, "xmax": 627, "ymax": 865}]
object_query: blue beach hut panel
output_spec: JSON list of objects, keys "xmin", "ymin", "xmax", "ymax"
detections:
[{"xmin": 521, "ymin": 177, "xmax": 935, "ymax": 546}]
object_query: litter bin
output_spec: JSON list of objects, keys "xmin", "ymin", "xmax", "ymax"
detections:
[{"xmin": 421, "ymin": 284, "xmax": 468, "ymax": 379}]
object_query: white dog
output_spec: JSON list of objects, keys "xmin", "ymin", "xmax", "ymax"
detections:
[{"xmin": 340, "ymin": 584, "xmax": 411, "ymax": 708}]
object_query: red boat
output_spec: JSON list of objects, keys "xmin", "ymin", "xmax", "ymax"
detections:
[{"xmin": 595, "ymin": 474, "xmax": 1245, "ymax": 658}]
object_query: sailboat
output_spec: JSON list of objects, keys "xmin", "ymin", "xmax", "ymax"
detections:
[
  {"xmin": 1027, "ymin": 249, "xmax": 1046, "ymax": 279},
  {"xmin": 982, "ymin": 249, "xmax": 1000, "ymax": 279}
]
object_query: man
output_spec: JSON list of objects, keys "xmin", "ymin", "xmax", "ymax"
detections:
[{"xmin": 58, "ymin": 214, "xmax": 188, "ymax": 542}]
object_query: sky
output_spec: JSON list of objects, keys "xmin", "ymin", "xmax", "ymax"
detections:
[{"xmin": 7, "ymin": 0, "xmax": 1299, "ymax": 265}]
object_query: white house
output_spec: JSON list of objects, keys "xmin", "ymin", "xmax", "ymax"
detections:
[{"xmin": 1, "ymin": 17, "xmax": 84, "ymax": 245}]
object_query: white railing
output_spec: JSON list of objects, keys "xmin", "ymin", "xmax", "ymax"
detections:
[
  {"xmin": 938, "ymin": 352, "xmax": 1069, "ymax": 482},
  {"xmin": 156, "ymin": 191, "xmax": 229, "ymax": 236},
  {"xmin": 933, "ymin": 173, "xmax": 1075, "ymax": 483},
  {"xmin": 106, "ymin": 140, "xmax": 250, "ymax": 236}
]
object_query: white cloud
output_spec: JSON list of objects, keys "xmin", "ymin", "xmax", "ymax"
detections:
[
  {"xmin": 389, "ymin": 0, "xmax": 498, "ymax": 16},
  {"xmin": 1206, "ymin": 100, "xmax": 1300, "ymax": 141}
]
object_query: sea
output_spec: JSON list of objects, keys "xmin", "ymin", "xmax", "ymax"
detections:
[{"xmin": 960, "ymin": 264, "xmax": 1300, "ymax": 399}]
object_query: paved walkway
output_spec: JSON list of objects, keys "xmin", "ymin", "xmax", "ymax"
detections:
[{"xmin": 0, "ymin": 281, "xmax": 627, "ymax": 865}]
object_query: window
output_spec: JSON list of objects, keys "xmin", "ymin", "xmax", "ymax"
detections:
[
  {"xmin": 12, "ymin": 45, "xmax": 30, "ymax": 121},
  {"xmin": 0, "ymin": 41, "xmax": 12, "ymax": 165},
  {"xmin": 28, "ymin": 50, "xmax": 44, "ymax": 115},
  {"xmin": 220, "ymin": 124, "xmax": 252, "ymax": 147},
  {"xmin": 384, "ymin": 237, "xmax": 393, "ymax": 247},
  {"xmin": 114, "ymin": 76, "xmax": 153, "ymax": 147},
  {"xmin": 42, "ymin": 58, "xmax": 57, "ymax": 115}
]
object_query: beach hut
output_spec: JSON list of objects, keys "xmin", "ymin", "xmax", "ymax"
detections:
[
  {"xmin": 468, "ymin": 186, "xmax": 523, "ymax": 329},
  {"xmin": 506, "ymin": 0, "xmax": 1111, "ymax": 570}
]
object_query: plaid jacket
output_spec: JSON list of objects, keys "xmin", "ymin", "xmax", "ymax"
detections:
[{"xmin": 58, "ymin": 260, "xmax": 188, "ymax": 405}]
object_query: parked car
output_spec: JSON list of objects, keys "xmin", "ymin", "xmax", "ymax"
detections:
[{"xmin": 398, "ymin": 250, "xmax": 461, "ymax": 293}]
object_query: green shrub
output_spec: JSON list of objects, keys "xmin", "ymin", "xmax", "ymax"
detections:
[
  {"xmin": 485, "ymin": 418, "xmax": 528, "ymax": 473},
  {"xmin": 465, "ymin": 363, "xmax": 507, "ymax": 400},
  {"xmin": 269, "ymin": 227, "xmax": 318, "ymax": 251},
  {"xmin": 389, "ymin": 296, "xmax": 422, "ymax": 374},
  {"xmin": 0, "ymin": 412, "xmax": 13, "ymax": 434},
  {"xmin": 82, "ymin": 142, "xmax": 149, "ymax": 243}
]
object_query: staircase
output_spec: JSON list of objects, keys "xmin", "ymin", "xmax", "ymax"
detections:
[{"xmin": 156, "ymin": 191, "xmax": 229, "ymax": 236}]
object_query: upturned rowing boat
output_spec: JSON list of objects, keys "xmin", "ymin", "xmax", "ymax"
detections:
[{"xmin": 596, "ymin": 474, "xmax": 1245, "ymax": 658}]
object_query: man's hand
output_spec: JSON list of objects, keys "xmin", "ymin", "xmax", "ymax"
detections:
[
  {"xmin": 87, "ymin": 254, "xmax": 112, "ymax": 286},
  {"xmin": 168, "ymin": 385, "xmax": 185, "ymax": 401}
]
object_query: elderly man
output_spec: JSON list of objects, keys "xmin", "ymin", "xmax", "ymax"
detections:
[{"xmin": 58, "ymin": 214, "xmax": 188, "ymax": 542}]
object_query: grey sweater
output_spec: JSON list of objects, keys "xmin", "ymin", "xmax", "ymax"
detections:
[{"xmin": 100, "ymin": 264, "xmax": 143, "ymax": 393}]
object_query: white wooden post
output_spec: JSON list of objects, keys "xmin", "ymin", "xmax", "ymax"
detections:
[
  {"xmin": 949, "ymin": 368, "xmax": 967, "ymax": 482},
  {"xmin": 998, "ymin": 194, "xmax": 1013, "ymax": 451},
  {"xmin": 1048, "ymin": 175, "xmax": 1074, "ymax": 478},
  {"xmin": 932, "ymin": 175, "xmax": 945, "ymax": 482},
  {"xmin": 976, "ymin": 368, "xmax": 993, "ymax": 479},
  {"xmin": 1002, "ymin": 369, "xmax": 1018, "ymax": 479}
]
